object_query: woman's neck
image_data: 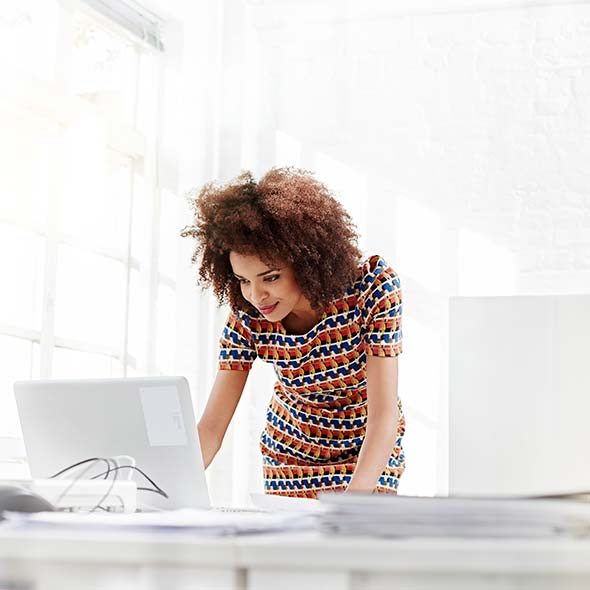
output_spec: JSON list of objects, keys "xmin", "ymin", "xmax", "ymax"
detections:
[{"xmin": 281, "ymin": 302, "xmax": 320, "ymax": 335}]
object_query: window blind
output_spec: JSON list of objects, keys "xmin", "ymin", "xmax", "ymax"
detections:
[{"xmin": 80, "ymin": 0, "xmax": 164, "ymax": 51}]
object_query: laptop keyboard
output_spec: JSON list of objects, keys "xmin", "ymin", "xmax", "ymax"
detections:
[{"xmin": 210, "ymin": 506, "xmax": 269, "ymax": 514}]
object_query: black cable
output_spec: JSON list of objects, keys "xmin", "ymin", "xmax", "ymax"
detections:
[
  {"xmin": 137, "ymin": 486, "xmax": 168, "ymax": 498},
  {"xmin": 50, "ymin": 457, "xmax": 111, "ymax": 480},
  {"xmin": 89, "ymin": 458, "xmax": 119, "ymax": 513},
  {"xmin": 90, "ymin": 465, "xmax": 169, "ymax": 498},
  {"xmin": 49, "ymin": 457, "xmax": 169, "ymax": 511},
  {"xmin": 53, "ymin": 457, "xmax": 113, "ymax": 509}
]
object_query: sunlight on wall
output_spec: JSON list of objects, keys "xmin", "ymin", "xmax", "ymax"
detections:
[
  {"xmin": 401, "ymin": 316, "xmax": 441, "ymax": 423},
  {"xmin": 397, "ymin": 315, "xmax": 441, "ymax": 496},
  {"xmin": 275, "ymin": 129, "xmax": 302, "ymax": 168},
  {"xmin": 313, "ymin": 151, "xmax": 368, "ymax": 250},
  {"xmin": 398, "ymin": 416, "xmax": 437, "ymax": 496},
  {"xmin": 158, "ymin": 189, "xmax": 180, "ymax": 281},
  {"xmin": 396, "ymin": 196, "xmax": 441, "ymax": 292},
  {"xmin": 156, "ymin": 282, "xmax": 177, "ymax": 375},
  {"xmin": 457, "ymin": 229, "xmax": 516, "ymax": 295}
]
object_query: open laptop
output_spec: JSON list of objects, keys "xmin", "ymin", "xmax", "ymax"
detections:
[{"xmin": 13, "ymin": 376, "xmax": 210, "ymax": 511}]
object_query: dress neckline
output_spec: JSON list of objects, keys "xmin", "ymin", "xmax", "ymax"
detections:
[{"xmin": 278, "ymin": 306, "xmax": 330, "ymax": 341}]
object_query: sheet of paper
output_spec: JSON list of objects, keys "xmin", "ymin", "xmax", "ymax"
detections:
[{"xmin": 3, "ymin": 508, "xmax": 316, "ymax": 536}]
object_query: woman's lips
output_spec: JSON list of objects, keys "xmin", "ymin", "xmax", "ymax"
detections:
[{"xmin": 258, "ymin": 302, "xmax": 278, "ymax": 315}]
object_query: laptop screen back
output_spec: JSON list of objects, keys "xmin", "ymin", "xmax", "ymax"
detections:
[{"xmin": 14, "ymin": 376, "xmax": 210, "ymax": 510}]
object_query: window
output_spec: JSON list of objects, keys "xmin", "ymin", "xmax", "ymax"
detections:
[{"xmin": 0, "ymin": 0, "xmax": 168, "ymax": 452}]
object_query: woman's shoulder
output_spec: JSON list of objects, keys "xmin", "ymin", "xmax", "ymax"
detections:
[
  {"xmin": 225, "ymin": 308, "xmax": 257, "ymax": 334},
  {"xmin": 351, "ymin": 254, "xmax": 402, "ymax": 317},
  {"xmin": 228, "ymin": 308, "xmax": 278, "ymax": 337},
  {"xmin": 355, "ymin": 254, "xmax": 400, "ymax": 291}
]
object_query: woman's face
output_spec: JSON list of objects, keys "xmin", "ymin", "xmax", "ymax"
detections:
[{"xmin": 229, "ymin": 251, "xmax": 308, "ymax": 321}]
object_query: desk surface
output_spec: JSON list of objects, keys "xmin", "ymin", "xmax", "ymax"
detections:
[
  {"xmin": 2, "ymin": 526, "xmax": 590, "ymax": 590},
  {"xmin": 2, "ymin": 526, "xmax": 590, "ymax": 570}
]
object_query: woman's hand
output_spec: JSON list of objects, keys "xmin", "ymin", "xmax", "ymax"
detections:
[{"xmin": 346, "ymin": 355, "xmax": 399, "ymax": 493}]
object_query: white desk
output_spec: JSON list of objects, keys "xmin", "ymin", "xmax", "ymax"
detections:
[{"xmin": 1, "ymin": 526, "xmax": 590, "ymax": 590}]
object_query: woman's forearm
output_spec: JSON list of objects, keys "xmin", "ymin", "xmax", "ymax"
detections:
[
  {"xmin": 197, "ymin": 369, "xmax": 250, "ymax": 469},
  {"xmin": 197, "ymin": 421, "xmax": 223, "ymax": 469},
  {"xmin": 346, "ymin": 411, "xmax": 398, "ymax": 493}
]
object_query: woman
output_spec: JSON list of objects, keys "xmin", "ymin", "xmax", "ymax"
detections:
[{"xmin": 181, "ymin": 167, "xmax": 405, "ymax": 497}]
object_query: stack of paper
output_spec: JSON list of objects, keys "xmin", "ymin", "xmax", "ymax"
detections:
[
  {"xmin": 4, "ymin": 508, "xmax": 315, "ymax": 536},
  {"xmin": 317, "ymin": 493, "xmax": 590, "ymax": 539}
]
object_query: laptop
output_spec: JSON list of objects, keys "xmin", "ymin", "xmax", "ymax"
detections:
[{"xmin": 13, "ymin": 376, "xmax": 210, "ymax": 511}]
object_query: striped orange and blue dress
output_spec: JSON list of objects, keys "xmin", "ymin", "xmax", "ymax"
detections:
[{"xmin": 218, "ymin": 254, "xmax": 405, "ymax": 497}]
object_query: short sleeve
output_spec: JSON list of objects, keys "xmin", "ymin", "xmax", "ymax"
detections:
[
  {"xmin": 360, "ymin": 255, "xmax": 403, "ymax": 357},
  {"xmin": 218, "ymin": 310, "xmax": 257, "ymax": 371}
]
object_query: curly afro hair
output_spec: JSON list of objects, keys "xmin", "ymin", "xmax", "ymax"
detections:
[{"xmin": 180, "ymin": 166, "xmax": 362, "ymax": 315}]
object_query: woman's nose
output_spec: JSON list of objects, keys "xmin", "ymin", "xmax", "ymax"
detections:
[{"xmin": 251, "ymin": 282, "xmax": 268, "ymax": 303}]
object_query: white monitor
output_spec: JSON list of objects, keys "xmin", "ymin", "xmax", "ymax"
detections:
[
  {"xmin": 449, "ymin": 295, "xmax": 590, "ymax": 497},
  {"xmin": 14, "ymin": 376, "xmax": 210, "ymax": 511}
]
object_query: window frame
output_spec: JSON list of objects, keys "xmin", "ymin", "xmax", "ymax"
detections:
[{"xmin": 0, "ymin": 1, "xmax": 167, "ymax": 434}]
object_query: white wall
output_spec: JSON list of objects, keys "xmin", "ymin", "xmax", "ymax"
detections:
[
  {"xmin": 238, "ymin": 0, "xmax": 590, "ymax": 497},
  {"xmin": 156, "ymin": 0, "xmax": 590, "ymax": 500}
]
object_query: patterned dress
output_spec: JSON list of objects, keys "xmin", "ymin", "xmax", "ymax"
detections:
[{"xmin": 218, "ymin": 254, "xmax": 405, "ymax": 497}]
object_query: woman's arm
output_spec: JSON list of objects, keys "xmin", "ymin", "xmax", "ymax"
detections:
[
  {"xmin": 346, "ymin": 355, "xmax": 399, "ymax": 492},
  {"xmin": 197, "ymin": 369, "xmax": 250, "ymax": 469}
]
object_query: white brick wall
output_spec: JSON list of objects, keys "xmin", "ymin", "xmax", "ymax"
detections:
[{"xmin": 215, "ymin": 0, "xmax": 590, "ymax": 496}]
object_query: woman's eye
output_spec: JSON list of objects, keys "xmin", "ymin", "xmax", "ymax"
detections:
[
  {"xmin": 265, "ymin": 275, "xmax": 279, "ymax": 282},
  {"xmin": 238, "ymin": 279, "xmax": 249, "ymax": 285}
]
